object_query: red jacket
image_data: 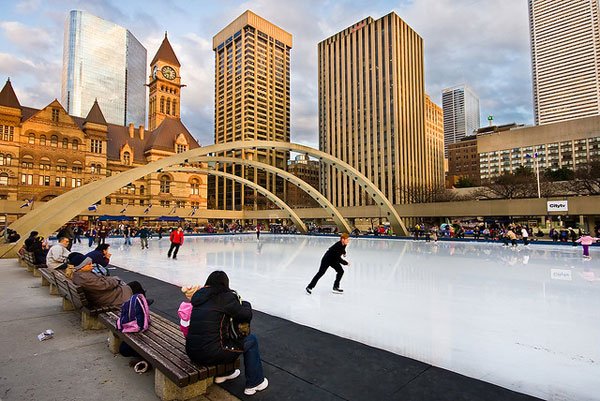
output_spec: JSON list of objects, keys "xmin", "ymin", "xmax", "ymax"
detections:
[{"xmin": 170, "ymin": 230, "xmax": 185, "ymax": 245}]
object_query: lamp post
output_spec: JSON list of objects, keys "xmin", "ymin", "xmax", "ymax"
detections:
[{"xmin": 526, "ymin": 151, "xmax": 541, "ymax": 198}]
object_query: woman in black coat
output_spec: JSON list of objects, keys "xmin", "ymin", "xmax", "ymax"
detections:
[{"xmin": 185, "ymin": 271, "xmax": 268, "ymax": 396}]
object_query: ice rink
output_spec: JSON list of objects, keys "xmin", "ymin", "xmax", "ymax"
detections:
[{"xmin": 73, "ymin": 234, "xmax": 600, "ymax": 401}]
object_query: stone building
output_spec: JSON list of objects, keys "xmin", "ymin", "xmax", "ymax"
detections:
[{"xmin": 0, "ymin": 35, "xmax": 207, "ymax": 214}]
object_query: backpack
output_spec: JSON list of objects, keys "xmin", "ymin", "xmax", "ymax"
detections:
[{"xmin": 117, "ymin": 294, "xmax": 150, "ymax": 333}]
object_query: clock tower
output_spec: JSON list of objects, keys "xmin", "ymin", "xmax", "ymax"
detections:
[{"xmin": 148, "ymin": 32, "xmax": 183, "ymax": 130}]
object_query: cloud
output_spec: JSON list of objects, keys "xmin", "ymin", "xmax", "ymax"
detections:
[
  {"xmin": 0, "ymin": 21, "xmax": 54, "ymax": 53},
  {"xmin": 15, "ymin": 0, "xmax": 42, "ymax": 14},
  {"xmin": 0, "ymin": 53, "xmax": 37, "ymax": 76}
]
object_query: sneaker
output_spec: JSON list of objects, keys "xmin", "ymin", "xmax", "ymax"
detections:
[
  {"xmin": 305, "ymin": 286, "xmax": 312, "ymax": 295},
  {"xmin": 214, "ymin": 368, "xmax": 240, "ymax": 384},
  {"xmin": 244, "ymin": 378, "xmax": 269, "ymax": 395},
  {"xmin": 333, "ymin": 287, "xmax": 344, "ymax": 293}
]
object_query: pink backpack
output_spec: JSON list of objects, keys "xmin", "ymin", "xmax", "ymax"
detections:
[
  {"xmin": 117, "ymin": 294, "xmax": 150, "ymax": 333},
  {"xmin": 177, "ymin": 301, "xmax": 193, "ymax": 337}
]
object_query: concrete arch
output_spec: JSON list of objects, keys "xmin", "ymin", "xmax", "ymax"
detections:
[
  {"xmin": 166, "ymin": 156, "xmax": 352, "ymax": 233},
  {"xmin": 4, "ymin": 140, "xmax": 405, "ymax": 256}
]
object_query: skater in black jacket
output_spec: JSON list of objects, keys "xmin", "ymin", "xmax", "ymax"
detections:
[{"xmin": 306, "ymin": 233, "xmax": 350, "ymax": 294}]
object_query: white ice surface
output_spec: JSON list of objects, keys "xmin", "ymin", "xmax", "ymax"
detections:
[{"xmin": 73, "ymin": 235, "xmax": 600, "ymax": 401}]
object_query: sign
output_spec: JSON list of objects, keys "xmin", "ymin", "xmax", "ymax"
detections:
[
  {"xmin": 551, "ymin": 269, "xmax": 572, "ymax": 281},
  {"xmin": 547, "ymin": 200, "xmax": 568, "ymax": 212}
]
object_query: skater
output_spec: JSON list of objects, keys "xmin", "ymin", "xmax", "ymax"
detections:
[
  {"xmin": 306, "ymin": 233, "xmax": 350, "ymax": 294},
  {"xmin": 167, "ymin": 226, "xmax": 184, "ymax": 259},
  {"xmin": 138, "ymin": 226, "xmax": 150, "ymax": 249},
  {"xmin": 576, "ymin": 233, "xmax": 598, "ymax": 259},
  {"xmin": 256, "ymin": 224, "xmax": 260, "ymax": 240}
]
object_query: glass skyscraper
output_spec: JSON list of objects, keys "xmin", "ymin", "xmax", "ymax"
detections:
[
  {"xmin": 61, "ymin": 10, "xmax": 146, "ymax": 127},
  {"xmin": 442, "ymin": 84, "xmax": 480, "ymax": 157}
]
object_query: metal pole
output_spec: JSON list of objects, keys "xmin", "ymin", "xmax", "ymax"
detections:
[{"xmin": 536, "ymin": 155, "xmax": 541, "ymax": 198}]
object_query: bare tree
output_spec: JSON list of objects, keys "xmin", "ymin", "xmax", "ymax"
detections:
[{"xmin": 567, "ymin": 159, "xmax": 600, "ymax": 195}]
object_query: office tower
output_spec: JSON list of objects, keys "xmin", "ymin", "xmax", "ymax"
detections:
[
  {"xmin": 61, "ymin": 10, "xmax": 146, "ymax": 126},
  {"xmin": 425, "ymin": 95, "xmax": 445, "ymax": 189},
  {"xmin": 212, "ymin": 10, "xmax": 292, "ymax": 210},
  {"xmin": 319, "ymin": 12, "xmax": 432, "ymax": 206},
  {"xmin": 442, "ymin": 84, "xmax": 480, "ymax": 157},
  {"xmin": 529, "ymin": 0, "xmax": 600, "ymax": 125}
]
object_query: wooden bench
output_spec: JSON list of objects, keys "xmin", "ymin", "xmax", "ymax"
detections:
[
  {"xmin": 38, "ymin": 268, "xmax": 59, "ymax": 295},
  {"xmin": 17, "ymin": 247, "xmax": 27, "ymax": 267},
  {"xmin": 22, "ymin": 250, "xmax": 46, "ymax": 277},
  {"xmin": 99, "ymin": 310, "xmax": 239, "ymax": 401},
  {"xmin": 53, "ymin": 270, "xmax": 117, "ymax": 330}
]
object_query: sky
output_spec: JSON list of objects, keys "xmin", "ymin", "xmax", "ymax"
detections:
[{"xmin": 0, "ymin": 0, "xmax": 533, "ymax": 148}]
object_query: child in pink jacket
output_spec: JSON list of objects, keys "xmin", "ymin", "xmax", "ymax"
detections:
[
  {"xmin": 178, "ymin": 285, "xmax": 200, "ymax": 337},
  {"xmin": 576, "ymin": 234, "xmax": 598, "ymax": 258}
]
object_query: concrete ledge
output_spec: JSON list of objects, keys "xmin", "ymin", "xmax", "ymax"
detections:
[
  {"xmin": 155, "ymin": 369, "xmax": 209, "ymax": 401},
  {"xmin": 81, "ymin": 311, "xmax": 104, "ymax": 330}
]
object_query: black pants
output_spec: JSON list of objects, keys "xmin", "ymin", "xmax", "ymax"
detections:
[
  {"xmin": 308, "ymin": 260, "xmax": 344, "ymax": 289},
  {"xmin": 168, "ymin": 243, "xmax": 181, "ymax": 258}
]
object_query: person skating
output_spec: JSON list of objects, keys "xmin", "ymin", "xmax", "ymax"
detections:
[
  {"xmin": 306, "ymin": 233, "xmax": 350, "ymax": 294},
  {"xmin": 167, "ymin": 226, "xmax": 184, "ymax": 259}
]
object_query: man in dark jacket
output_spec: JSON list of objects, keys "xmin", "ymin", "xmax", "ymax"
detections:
[
  {"xmin": 306, "ymin": 233, "xmax": 350, "ymax": 294},
  {"xmin": 186, "ymin": 271, "xmax": 268, "ymax": 396}
]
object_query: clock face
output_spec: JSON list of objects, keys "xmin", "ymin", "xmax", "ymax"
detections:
[{"xmin": 161, "ymin": 66, "xmax": 176, "ymax": 80}]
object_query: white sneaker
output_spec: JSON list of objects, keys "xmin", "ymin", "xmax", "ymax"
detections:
[
  {"xmin": 244, "ymin": 377, "xmax": 269, "ymax": 395},
  {"xmin": 214, "ymin": 369, "xmax": 240, "ymax": 384}
]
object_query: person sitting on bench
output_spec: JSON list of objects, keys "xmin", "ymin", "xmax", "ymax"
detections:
[
  {"xmin": 46, "ymin": 237, "xmax": 70, "ymax": 270},
  {"xmin": 70, "ymin": 252, "xmax": 149, "ymax": 308}
]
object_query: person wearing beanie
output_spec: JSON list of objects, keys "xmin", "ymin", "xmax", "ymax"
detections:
[{"xmin": 70, "ymin": 252, "xmax": 148, "ymax": 308}]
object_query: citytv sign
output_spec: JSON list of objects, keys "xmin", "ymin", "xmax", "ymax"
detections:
[{"xmin": 547, "ymin": 200, "xmax": 568, "ymax": 212}]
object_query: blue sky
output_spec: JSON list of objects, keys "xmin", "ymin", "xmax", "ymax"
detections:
[{"xmin": 0, "ymin": 0, "xmax": 532, "ymax": 148}]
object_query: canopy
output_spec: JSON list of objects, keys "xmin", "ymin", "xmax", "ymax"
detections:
[
  {"xmin": 155, "ymin": 216, "xmax": 184, "ymax": 222},
  {"xmin": 97, "ymin": 215, "xmax": 134, "ymax": 222}
]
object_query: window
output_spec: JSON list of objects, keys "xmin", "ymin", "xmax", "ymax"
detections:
[
  {"xmin": 71, "ymin": 178, "xmax": 82, "ymax": 187},
  {"xmin": 51, "ymin": 108, "xmax": 59, "ymax": 122},
  {"xmin": 62, "ymin": 138, "xmax": 68, "ymax": 149},
  {"xmin": 190, "ymin": 178, "xmax": 200, "ymax": 195},
  {"xmin": 28, "ymin": 133, "xmax": 35, "ymax": 144},
  {"xmin": 166, "ymin": 99, "xmax": 171, "ymax": 115},
  {"xmin": 123, "ymin": 151, "xmax": 131, "ymax": 165},
  {"xmin": 0, "ymin": 173, "xmax": 8, "ymax": 185},
  {"xmin": 51, "ymin": 135, "xmax": 58, "ymax": 147},
  {"xmin": 40, "ymin": 135, "xmax": 46, "ymax": 146},
  {"xmin": 72, "ymin": 139, "xmax": 78, "ymax": 150},
  {"xmin": 160, "ymin": 176, "xmax": 171, "ymax": 193},
  {"xmin": 91, "ymin": 139, "xmax": 103, "ymax": 153},
  {"xmin": 105, "ymin": 197, "xmax": 111, "ymax": 205},
  {"xmin": 0, "ymin": 154, "xmax": 11, "ymax": 166},
  {"xmin": 160, "ymin": 200, "xmax": 171, "ymax": 207},
  {"xmin": 140, "ymin": 185, "xmax": 145, "ymax": 195},
  {"xmin": 91, "ymin": 164, "xmax": 102, "ymax": 175},
  {"xmin": 72, "ymin": 161, "xmax": 83, "ymax": 174},
  {"xmin": 177, "ymin": 144, "xmax": 187, "ymax": 153},
  {"xmin": 2, "ymin": 125, "xmax": 14, "ymax": 141},
  {"xmin": 160, "ymin": 97, "xmax": 165, "ymax": 113},
  {"xmin": 21, "ymin": 174, "xmax": 33, "ymax": 185},
  {"xmin": 172, "ymin": 99, "xmax": 177, "ymax": 115}
]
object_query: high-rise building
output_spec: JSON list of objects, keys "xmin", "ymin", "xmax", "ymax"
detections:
[
  {"xmin": 211, "ymin": 10, "xmax": 292, "ymax": 210},
  {"xmin": 319, "ymin": 12, "xmax": 436, "ymax": 206},
  {"xmin": 442, "ymin": 84, "xmax": 480, "ymax": 157},
  {"xmin": 61, "ymin": 10, "xmax": 147, "ymax": 127},
  {"xmin": 529, "ymin": 0, "xmax": 600, "ymax": 125},
  {"xmin": 424, "ymin": 95, "xmax": 445, "ymax": 188}
]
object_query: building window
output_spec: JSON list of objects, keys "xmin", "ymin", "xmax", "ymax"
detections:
[
  {"xmin": 160, "ymin": 176, "xmax": 171, "ymax": 193},
  {"xmin": 21, "ymin": 174, "xmax": 33, "ymax": 185},
  {"xmin": 62, "ymin": 138, "xmax": 68, "ymax": 149},
  {"xmin": 28, "ymin": 133, "xmax": 35, "ymax": 144},
  {"xmin": 0, "ymin": 154, "xmax": 11, "ymax": 166},
  {"xmin": 172, "ymin": 99, "xmax": 177, "ymax": 115},
  {"xmin": 71, "ymin": 178, "xmax": 82, "ymax": 187},
  {"xmin": 1, "ymin": 125, "xmax": 14, "ymax": 141},
  {"xmin": 190, "ymin": 178, "xmax": 200, "ymax": 195},
  {"xmin": 177, "ymin": 144, "xmax": 187, "ymax": 153},
  {"xmin": 0, "ymin": 173, "xmax": 8, "ymax": 185},
  {"xmin": 90, "ymin": 139, "xmax": 103, "ymax": 153},
  {"xmin": 166, "ymin": 98, "xmax": 171, "ymax": 115},
  {"xmin": 160, "ymin": 97, "xmax": 165, "ymax": 113},
  {"xmin": 123, "ymin": 151, "xmax": 131, "ymax": 165},
  {"xmin": 91, "ymin": 164, "xmax": 102, "ymax": 175},
  {"xmin": 40, "ymin": 135, "xmax": 46, "ymax": 146},
  {"xmin": 140, "ymin": 185, "xmax": 145, "ymax": 195},
  {"xmin": 51, "ymin": 135, "xmax": 58, "ymax": 147},
  {"xmin": 105, "ymin": 197, "xmax": 111, "ymax": 205},
  {"xmin": 51, "ymin": 109, "xmax": 59, "ymax": 122},
  {"xmin": 72, "ymin": 139, "xmax": 78, "ymax": 150}
]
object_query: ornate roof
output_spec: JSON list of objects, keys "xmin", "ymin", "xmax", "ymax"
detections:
[
  {"xmin": 150, "ymin": 32, "xmax": 181, "ymax": 67},
  {"xmin": 85, "ymin": 99, "xmax": 107, "ymax": 125},
  {"xmin": 0, "ymin": 78, "xmax": 21, "ymax": 109}
]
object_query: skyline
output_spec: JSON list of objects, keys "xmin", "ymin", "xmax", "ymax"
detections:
[{"xmin": 0, "ymin": 0, "xmax": 532, "ymax": 149}]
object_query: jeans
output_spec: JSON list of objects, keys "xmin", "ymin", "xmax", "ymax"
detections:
[
  {"xmin": 243, "ymin": 334, "xmax": 265, "ymax": 388},
  {"xmin": 141, "ymin": 238, "xmax": 148, "ymax": 249},
  {"xmin": 88, "ymin": 237, "xmax": 94, "ymax": 247},
  {"xmin": 125, "ymin": 236, "xmax": 132, "ymax": 245}
]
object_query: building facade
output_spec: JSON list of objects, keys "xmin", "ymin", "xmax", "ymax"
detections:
[
  {"xmin": 529, "ymin": 0, "xmax": 600, "ymax": 125},
  {"xmin": 211, "ymin": 10, "xmax": 292, "ymax": 211},
  {"xmin": 447, "ymin": 137, "xmax": 480, "ymax": 187},
  {"xmin": 442, "ymin": 84, "xmax": 480, "ymax": 157},
  {"xmin": 286, "ymin": 154, "xmax": 320, "ymax": 208},
  {"xmin": 0, "ymin": 36, "xmax": 207, "ymax": 213},
  {"xmin": 319, "ymin": 12, "xmax": 435, "ymax": 206},
  {"xmin": 61, "ymin": 10, "xmax": 147, "ymax": 127},
  {"xmin": 424, "ymin": 95, "xmax": 445, "ymax": 189},
  {"xmin": 479, "ymin": 116, "xmax": 600, "ymax": 181}
]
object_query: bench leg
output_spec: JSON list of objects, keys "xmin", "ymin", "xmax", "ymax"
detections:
[
  {"xmin": 107, "ymin": 332, "xmax": 122, "ymax": 354},
  {"xmin": 32, "ymin": 268, "xmax": 41, "ymax": 278},
  {"xmin": 81, "ymin": 311, "xmax": 105, "ymax": 330},
  {"xmin": 26, "ymin": 264, "xmax": 34, "ymax": 273},
  {"xmin": 41, "ymin": 275, "xmax": 49, "ymax": 286},
  {"xmin": 49, "ymin": 283, "xmax": 58, "ymax": 296},
  {"xmin": 62, "ymin": 298, "xmax": 75, "ymax": 311},
  {"xmin": 155, "ymin": 369, "xmax": 209, "ymax": 401}
]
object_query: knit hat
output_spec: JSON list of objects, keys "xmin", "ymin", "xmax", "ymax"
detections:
[
  {"xmin": 181, "ymin": 285, "xmax": 200, "ymax": 300},
  {"xmin": 68, "ymin": 252, "xmax": 92, "ymax": 270}
]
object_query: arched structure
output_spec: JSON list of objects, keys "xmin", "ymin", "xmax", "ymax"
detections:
[
  {"xmin": 3, "ymin": 140, "xmax": 406, "ymax": 257},
  {"xmin": 166, "ymin": 156, "xmax": 352, "ymax": 233}
]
